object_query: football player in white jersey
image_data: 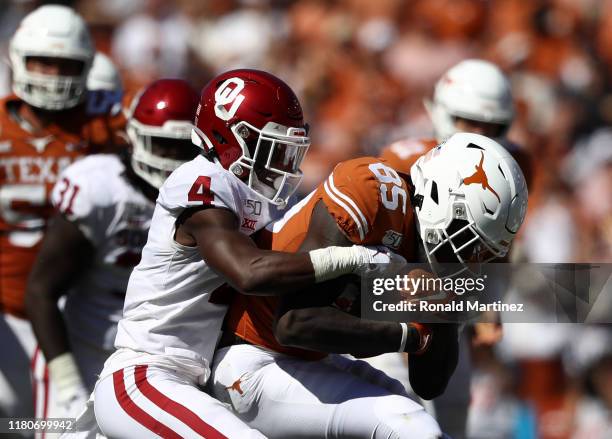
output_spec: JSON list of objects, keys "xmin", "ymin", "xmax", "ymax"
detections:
[
  {"xmin": 90, "ymin": 69, "xmax": 402, "ymax": 439},
  {"xmin": 0, "ymin": 5, "xmax": 123, "ymax": 426},
  {"xmin": 25, "ymin": 79, "xmax": 201, "ymax": 422}
]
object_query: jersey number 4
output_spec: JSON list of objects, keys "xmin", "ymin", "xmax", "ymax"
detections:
[
  {"xmin": 188, "ymin": 176, "xmax": 214, "ymax": 204},
  {"xmin": 369, "ymin": 163, "xmax": 407, "ymax": 214}
]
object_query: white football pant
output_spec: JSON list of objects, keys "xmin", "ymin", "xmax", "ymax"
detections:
[
  {"xmin": 363, "ymin": 332, "xmax": 472, "ymax": 439},
  {"xmin": 93, "ymin": 364, "xmax": 265, "ymax": 439},
  {"xmin": 211, "ymin": 344, "xmax": 442, "ymax": 439}
]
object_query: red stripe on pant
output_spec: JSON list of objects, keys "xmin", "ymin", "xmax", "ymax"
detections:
[
  {"xmin": 134, "ymin": 365, "xmax": 228, "ymax": 439},
  {"xmin": 31, "ymin": 347, "xmax": 39, "ymax": 418},
  {"xmin": 30, "ymin": 347, "xmax": 50, "ymax": 439},
  {"xmin": 113, "ymin": 368, "xmax": 182, "ymax": 439},
  {"xmin": 41, "ymin": 365, "xmax": 49, "ymax": 439}
]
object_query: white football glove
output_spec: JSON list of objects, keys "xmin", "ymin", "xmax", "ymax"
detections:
[
  {"xmin": 351, "ymin": 245, "xmax": 407, "ymax": 278},
  {"xmin": 48, "ymin": 352, "xmax": 90, "ymax": 419}
]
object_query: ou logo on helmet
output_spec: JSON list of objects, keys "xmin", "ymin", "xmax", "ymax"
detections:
[{"xmin": 214, "ymin": 77, "xmax": 245, "ymax": 121}]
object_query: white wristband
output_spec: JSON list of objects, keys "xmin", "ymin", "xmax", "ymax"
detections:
[
  {"xmin": 398, "ymin": 323, "xmax": 409, "ymax": 352},
  {"xmin": 308, "ymin": 246, "xmax": 365, "ymax": 283}
]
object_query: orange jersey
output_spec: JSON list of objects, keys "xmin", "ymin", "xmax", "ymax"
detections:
[
  {"xmin": 380, "ymin": 136, "xmax": 533, "ymax": 188},
  {"xmin": 0, "ymin": 95, "xmax": 119, "ymax": 317},
  {"xmin": 225, "ymin": 157, "xmax": 418, "ymax": 359},
  {"xmin": 379, "ymin": 138, "xmax": 438, "ymax": 175}
]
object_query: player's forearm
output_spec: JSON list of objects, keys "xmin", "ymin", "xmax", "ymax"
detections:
[
  {"xmin": 228, "ymin": 250, "xmax": 316, "ymax": 296},
  {"xmin": 25, "ymin": 287, "xmax": 87, "ymax": 406},
  {"xmin": 24, "ymin": 216, "xmax": 92, "ymax": 362},
  {"xmin": 193, "ymin": 207, "xmax": 385, "ymax": 296},
  {"xmin": 195, "ymin": 225, "xmax": 316, "ymax": 295},
  {"xmin": 208, "ymin": 241, "xmax": 382, "ymax": 296},
  {"xmin": 25, "ymin": 284, "xmax": 71, "ymax": 362},
  {"xmin": 275, "ymin": 307, "xmax": 421, "ymax": 356}
]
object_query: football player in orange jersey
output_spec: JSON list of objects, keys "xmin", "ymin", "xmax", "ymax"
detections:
[
  {"xmin": 378, "ymin": 59, "xmax": 532, "ymax": 438},
  {"xmin": 380, "ymin": 59, "xmax": 532, "ymax": 188},
  {"xmin": 210, "ymin": 133, "xmax": 528, "ymax": 438},
  {"xmin": 0, "ymin": 5, "xmax": 123, "ymax": 420}
]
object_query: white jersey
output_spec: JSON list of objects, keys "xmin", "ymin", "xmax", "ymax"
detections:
[
  {"xmin": 113, "ymin": 155, "xmax": 282, "ymax": 384},
  {"xmin": 51, "ymin": 154, "xmax": 154, "ymax": 351}
]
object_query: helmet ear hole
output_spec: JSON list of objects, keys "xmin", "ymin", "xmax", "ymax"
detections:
[
  {"xmin": 430, "ymin": 180, "xmax": 439, "ymax": 204},
  {"xmin": 212, "ymin": 130, "xmax": 227, "ymax": 144}
]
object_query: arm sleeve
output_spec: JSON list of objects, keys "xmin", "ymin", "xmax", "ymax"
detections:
[
  {"xmin": 319, "ymin": 159, "xmax": 391, "ymax": 244},
  {"xmin": 158, "ymin": 163, "xmax": 241, "ymax": 215}
]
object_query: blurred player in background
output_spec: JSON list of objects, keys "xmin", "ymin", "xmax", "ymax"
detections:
[
  {"xmin": 86, "ymin": 52, "xmax": 124, "ymax": 119},
  {"xmin": 0, "ymin": 5, "xmax": 121, "ymax": 423},
  {"xmin": 382, "ymin": 59, "xmax": 532, "ymax": 186},
  {"xmin": 211, "ymin": 132, "xmax": 528, "ymax": 438},
  {"xmin": 25, "ymin": 79, "xmax": 201, "ymax": 421},
  {"xmin": 377, "ymin": 59, "xmax": 532, "ymax": 438}
]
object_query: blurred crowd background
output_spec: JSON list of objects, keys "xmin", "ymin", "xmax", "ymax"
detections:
[{"xmin": 1, "ymin": 0, "xmax": 611, "ymax": 438}]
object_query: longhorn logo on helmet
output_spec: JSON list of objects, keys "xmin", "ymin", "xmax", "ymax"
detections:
[{"xmin": 463, "ymin": 151, "xmax": 500, "ymax": 202}]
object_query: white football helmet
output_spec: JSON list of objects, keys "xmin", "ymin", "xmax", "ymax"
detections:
[
  {"xmin": 410, "ymin": 133, "xmax": 528, "ymax": 277},
  {"xmin": 425, "ymin": 59, "xmax": 514, "ymax": 142},
  {"xmin": 87, "ymin": 53, "xmax": 122, "ymax": 92},
  {"xmin": 9, "ymin": 5, "xmax": 94, "ymax": 110}
]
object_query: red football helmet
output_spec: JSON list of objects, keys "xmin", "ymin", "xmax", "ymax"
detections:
[
  {"xmin": 192, "ymin": 69, "xmax": 310, "ymax": 206},
  {"xmin": 127, "ymin": 79, "xmax": 200, "ymax": 188}
]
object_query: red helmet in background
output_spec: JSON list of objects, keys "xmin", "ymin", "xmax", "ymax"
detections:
[
  {"xmin": 127, "ymin": 79, "xmax": 200, "ymax": 188},
  {"xmin": 192, "ymin": 69, "xmax": 310, "ymax": 206}
]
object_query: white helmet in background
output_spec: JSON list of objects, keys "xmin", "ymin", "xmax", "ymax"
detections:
[
  {"xmin": 9, "ymin": 5, "xmax": 94, "ymax": 110},
  {"xmin": 87, "ymin": 52, "xmax": 122, "ymax": 92},
  {"xmin": 86, "ymin": 53, "xmax": 123, "ymax": 116},
  {"xmin": 425, "ymin": 59, "xmax": 514, "ymax": 142},
  {"xmin": 410, "ymin": 133, "xmax": 527, "ymax": 276}
]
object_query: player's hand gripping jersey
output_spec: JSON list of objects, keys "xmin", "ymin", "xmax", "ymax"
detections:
[
  {"xmin": 50, "ymin": 154, "xmax": 155, "ymax": 356},
  {"xmin": 225, "ymin": 156, "xmax": 417, "ymax": 359},
  {"xmin": 0, "ymin": 96, "xmax": 121, "ymax": 317},
  {"xmin": 111, "ymin": 155, "xmax": 286, "ymax": 383}
]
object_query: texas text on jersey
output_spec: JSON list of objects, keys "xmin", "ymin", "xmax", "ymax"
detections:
[{"xmin": 0, "ymin": 95, "xmax": 120, "ymax": 318}]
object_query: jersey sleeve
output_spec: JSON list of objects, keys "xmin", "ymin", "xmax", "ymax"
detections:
[
  {"xmin": 51, "ymin": 158, "xmax": 113, "ymax": 245},
  {"xmin": 158, "ymin": 159, "xmax": 241, "ymax": 215},
  {"xmin": 319, "ymin": 158, "xmax": 409, "ymax": 245}
]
